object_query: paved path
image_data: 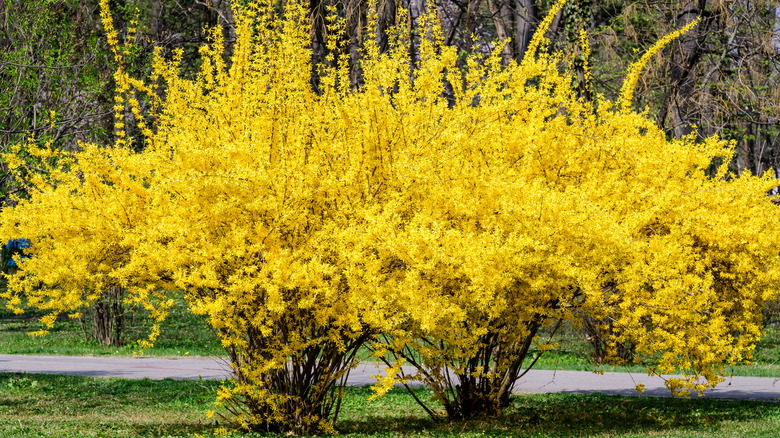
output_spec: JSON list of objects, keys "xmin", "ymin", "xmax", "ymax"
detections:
[
  {"xmin": 0, "ymin": 354, "xmax": 232, "ymax": 380},
  {"xmin": 1, "ymin": 354, "xmax": 778, "ymax": 401}
]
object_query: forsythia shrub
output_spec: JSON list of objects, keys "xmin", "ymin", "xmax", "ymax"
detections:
[
  {"xmin": 348, "ymin": 9, "xmax": 780, "ymax": 418},
  {"xmin": 2, "ymin": 0, "xmax": 780, "ymax": 432}
]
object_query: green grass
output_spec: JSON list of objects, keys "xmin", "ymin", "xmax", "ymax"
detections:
[
  {"xmin": 528, "ymin": 320, "xmax": 780, "ymax": 378},
  {"xmin": 2, "ymin": 294, "xmax": 780, "ymax": 379},
  {"xmin": 0, "ymin": 373, "xmax": 219, "ymax": 437},
  {"xmin": 2, "ymin": 300, "xmax": 780, "ymax": 437},
  {"xmin": 0, "ymin": 292, "xmax": 224, "ymax": 357},
  {"xmin": 1, "ymin": 373, "xmax": 779, "ymax": 437}
]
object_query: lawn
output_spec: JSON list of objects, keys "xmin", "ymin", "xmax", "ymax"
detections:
[
  {"xmin": 528, "ymin": 320, "xmax": 780, "ymax": 378},
  {"xmin": 2, "ymin": 295, "xmax": 780, "ymax": 378},
  {"xmin": 1, "ymin": 373, "xmax": 779, "ymax": 438},
  {"xmin": 0, "ymin": 292, "xmax": 224, "ymax": 358},
  {"xmin": 1, "ymin": 296, "xmax": 780, "ymax": 436}
]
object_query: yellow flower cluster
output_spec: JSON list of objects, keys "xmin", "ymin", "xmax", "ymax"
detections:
[
  {"xmin": 2, "ymin": 0, "xmax": 779, "ymax": 430},
  {"xmin": 620, "ymin": 17, "xmax": 701, "ymax": 109}
]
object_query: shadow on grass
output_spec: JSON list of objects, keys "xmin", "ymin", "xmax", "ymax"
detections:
[
  {"xmin": 3, "ymin": 375, "xmax": 779, "ymax": 437},
  {"xmin": 502, "ymin": 393, "xmax": 776, "ymax": 436},
  {"xmin": 121, "ymin": 421, "xmax": 219, "ymax": 437},
  {"xmin": 0, "ymin": 417, "xmax": 218, "ymax": 438},
  {"xmin": 337, "ymin": 387, "xmax": 780, "ymax": 437}
]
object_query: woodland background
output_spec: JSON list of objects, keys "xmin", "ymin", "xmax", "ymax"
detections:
[{"xmin": 1, "ymin": 0, "xmax": 779, "ymax": 192}]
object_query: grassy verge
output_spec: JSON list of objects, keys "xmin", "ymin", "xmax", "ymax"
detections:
[
  {"xmin": 2, "ymin": 295, "xmax": 780, "ymax": 378},
  {"xmin": 1, "ymin": 372, "xmax": 779, "ymax": 437},
  {"xmin": 530, "ymin": 321, "xmax": 780, "ymax": 378},
  {"xmin": 0, "ymin": 292, "xmax": 224, "ymax": 357}
]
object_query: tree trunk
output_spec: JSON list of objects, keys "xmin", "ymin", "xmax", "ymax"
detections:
[
  {"xmin": 486, "ymin": 0, "xmax": 515, "ymax": 63},
  {"xmin": 514, "ymin": 0, "xmax": 538, "ymax": 61},
  {"xmin": 86, "ymin": 285, "xmax": 126, "ymax": 347},
  {"xmin": 658, "ymin": 0, "xmax": 709, "ymax": 139}
]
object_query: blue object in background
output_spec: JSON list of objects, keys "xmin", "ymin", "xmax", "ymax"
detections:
[{"xmin": 6, "ymin": 238, "xmax": 30, "ymax": 266}]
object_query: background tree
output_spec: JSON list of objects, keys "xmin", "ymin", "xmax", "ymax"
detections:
[
  {"xmin": 584, "ymin": 0, "xmax": 780, "ymax": 177},
  {"xmin": 0, "ymin": 0, "xmax": 240, "ymax": 346},
  {"xmin": 0, "ymin": 0, "xmax": 121, "ymax": 344},
  {"xmin": 0, "ymin": 0, "xmax": 113, "ymax": 202}
]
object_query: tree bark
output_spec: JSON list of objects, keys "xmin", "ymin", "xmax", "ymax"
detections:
[
  {"xmin": 486, "ymin": 0, "xmax": 515, "ymax": 63},
  {"xmin": 86, "ymin": 285, "xmax": 126, "ymax": 347},
  {"xmin": 658, "ymin": 0, "xmax": 710, "ymax": 139},
  {"xmin": 514, "ymin": 0, "xmax": 538, "ymax": 61}
]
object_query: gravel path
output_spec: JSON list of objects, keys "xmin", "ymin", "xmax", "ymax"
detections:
[{"xmin": 1, "ymin": 354, "xmax": 777, "ymax": 401}]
